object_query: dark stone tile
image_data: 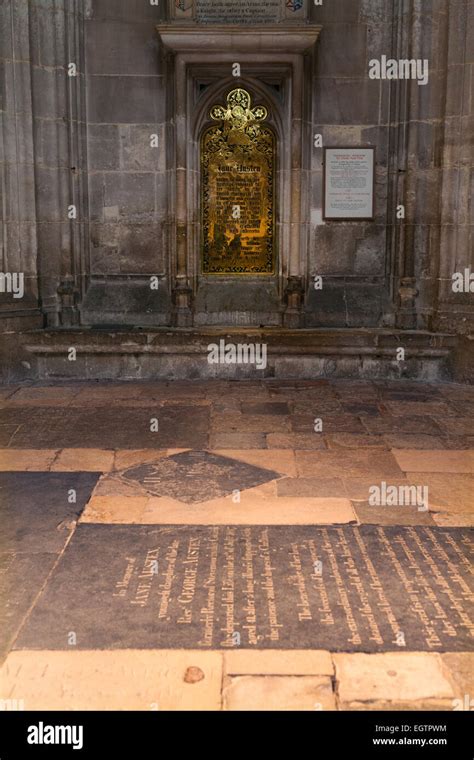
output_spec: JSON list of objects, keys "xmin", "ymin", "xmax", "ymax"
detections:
[
  {"xmin": 290, "ymin": 414, "xmax": 364, "ymax": 434},
  {"xmin": 0, "ymin": 424, "xmax": 18, "ymax": 445},
  {"xmin": 362, "ymin": 416, "xmax": 444, "ymax": 436},
  {"xmin": 0, "ymin": 473, "xmax": 98, "ymax": 660},
  {"xmin": 0, "ymin": 472, "xmax": 99, "ymax": 554},
  {"xmin": 380, "ymin": 391, "xmax": 442, "ymax": 402},
  {"xmin": 0, "ymin": 406, "xmax": 209, "ymax": 449},
  {"xmin": 120, "ymin": 450, "xmax": 280, "ymax": 504},
  {"xmin": 16, "ymin": 524, "xmax": 473, "ymax": 652},
  {"xmin": 241, "ymin": 402, "xmax": 290, "ymax": 416},
  {"xmin": 341, "ymin": 402, "xmax": 381, "ymax": 417},
  {"xmin": 0, "ymin": 552, "xmax": 57, "ymax": 662}
]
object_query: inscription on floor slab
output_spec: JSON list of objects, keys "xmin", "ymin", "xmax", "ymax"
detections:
[
  {"xmin": 16, "ymin": 525, "xmax": 473, "ymax": 652},
  {"xmin": 121, "ymin": 450, "xmax": 281, "ymax": 503}
]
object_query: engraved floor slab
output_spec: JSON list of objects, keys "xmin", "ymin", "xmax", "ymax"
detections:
[
  {"xmin": 120, "ymin": 450, "xmax": 281, "ymax": 503},
  {"xmin": 15, "ymin": 524, "xmax": 473, "ymax": 653},
  {"xmin": 0, "ymin": 406, "xmax": 209, "ymax": 449}
]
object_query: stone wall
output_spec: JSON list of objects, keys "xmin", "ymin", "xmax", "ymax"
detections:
[
  {"xmin": 0, "ymin": 0, "xmax": 472, "ymax": 380},
  {"xmin": 82, "ymin": 0, "xmax": 170, "ymax": 325}
]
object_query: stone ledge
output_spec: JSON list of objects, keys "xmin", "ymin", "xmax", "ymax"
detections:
[{"xmin": 22, "ymin": 327, "xmax": 457, "ymax": 381}]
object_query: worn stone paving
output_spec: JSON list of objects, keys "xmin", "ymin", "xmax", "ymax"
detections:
[{"xmin": 0, "ymin": 379, "xmax": 472, "ymax": 710}]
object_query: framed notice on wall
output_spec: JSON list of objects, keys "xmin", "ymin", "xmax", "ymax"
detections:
[{"xmin": 323, "ymin": 147, "xmax": 375, "ymax": 221}]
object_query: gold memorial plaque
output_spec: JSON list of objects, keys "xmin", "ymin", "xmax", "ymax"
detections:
[{"xmin": 201, "ymin": 88, "xmax": 275, "ymax": 274}]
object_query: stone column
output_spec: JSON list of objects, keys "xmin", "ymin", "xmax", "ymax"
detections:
[
  {"xmin": 29, "ymin": 0, "xmax": 88, "ymax": 327},
  {"xmin": 172, "ymin": 54, "xmax": 193, "ymax": 326},
  {"xmin": 0, "ymin": 0, "xmax": 43, "ymax": 380},
  {"xmin": 393, "ymin": 0, "xmax": 420, "ymax": 329},
  {"xmin": 284, "ymin": 55, "xmax": 306, "ymax": 328},
  {"xmin": 434, "ymin": 0, "xmax": 473, "ymax": 336},
  {"xmin": 393, "ymin": 0, "xmax": 451, "ymax": 331},
  {"xmin": 0, "ymin": 0, "xmax": 40, "ymax": 321}
]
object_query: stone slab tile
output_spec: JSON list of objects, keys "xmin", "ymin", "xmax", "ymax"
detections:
[
  {"xmin": 0, "ymin": 473, "xmax": 99, "ymax": 660},
  {"xmin": 341, "ymin": 476, "xmax": 412, "ymax": 502},
  {"xmin": 424, "ymin": 418, "xmax": 473, "ymax": 437},
  {"xmin": 14, "ymin": 525, "xmax": 471, "ymax": 652},
  {"xmin": 277, "ymin": 477, "xmax": 346, "ymax": 498},
  {"xmin": 353, "ymin": 503, "xmax": 436, "ymax": 526},
  {"xmin": 362, "ymin": 416, "xmax": 444, "ymax": 436},
  {"xmin": 0, "ymin": 425, "xmax": 19, "ymax": 446},
  {"xmin": 52, "ymin": 449, "xmax": 115, "ymax": 472},
  {"xmin": 0, "ymin": 449, "xmax": 58, "ymax": 471},
  {"xmin": 290, "ymin": 414, "xmax": 365, "ymax": 434},
  {"xmin": 266, "ymin": 433, "xmax": 327, "ymax": 450},
  {"xmin": 441, "ymin": 653, "xmax": 474, "ymax": 705},
  {"xmin": 0, "ymin": 472, "xmax": 99, "ymax": 553},
  {"xmin": 224, "ymin": 650, "xmax": 333, "ymax": 676},
  {"xmin": 241, "ymin": 402, "xmax": 290, "ymax": 415},
  {"xmin": 290, "ymin": 400, "xmax": 343, "ymax": 414},
  {"xmin": 433, "ymin": 514, "xmax": 474, "ymax": 527},
  {"xmin": 210, "ymin": 433, "xmax": 266, "ymax": 449},
  {"xmin": 113, "ymin": 450, "xmax": 177, "ymax": 470},
  {"xmin": 393, "ymin": 450, "xmax": 474, "ymax": 474},
  {"xmin": 341, "ymin": 402, "xmax": 382, "ymax": 417},
  {"xmin": 4, "ymin": 386, "xmax": 80, "ymax": 405},
  {"xmin": 383, "ymin": 434, "xmax": 455, "ymax": 450},
  {"xmin": 384, "ymin": 401, "xmax": 459, "ymax": 418},
  {"xmin": 80, "ymin": 490, "xmax": 354, "ymax": 526},
  {"xmin": 0, "ymin": 386, "xmax": 20, "ymax": 400},
  {"xmin": 334, "ymin": 653, "xmax": 456, "ymax": 705},
  {"xmin": 0, "ymin": 406, "xmax": 209, "ymax": 449},
  {"xmin": 80, "ymin": 495, "xmax": 150, "ymax": 524},
  {"xmin": 140, "ymin": 496, "xmax": 356, "ymax": 526},
  {"xmin": 0, "ymin": 552, "xmax": 58, "ymax": 663},
  {"xmin": 0, "ymin": 650, "xmax": 223, "ymax": 710},
  {"xmin": 379, "ymin": 385, "xmax": 443, "ymax": 401},
  {"xmin": 211, "ymin": 413, "xmax": 290, "ymax": 433},
  {"xmin": 223, "ymin": 675, "xmax": 336, "ymax": 711},
  {"xmin": 340, "ymin": 698, "xmax": 455, "ymax": 711},
  {"xmin": 405, "ymin": 473, "xmax": 474, "ymax": 513},
  {"xmin": 93, "ymin": 475, "xmax": 147, "ymax": 498},
  {"xmin": 295, "ymin": 450, "xmax": 404, "ymax": 478},
  {"xmin": 213, "ymin": 449, "xmax": 297, "ymax": 477},
  {"xmin": 325, "ymin": 433, "xmax": 387, "ymax": 449}
]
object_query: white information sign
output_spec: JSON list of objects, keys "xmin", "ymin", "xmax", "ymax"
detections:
[{"xmin": 323, "ymin": 147, "xmax": 375, "ymax": 220}]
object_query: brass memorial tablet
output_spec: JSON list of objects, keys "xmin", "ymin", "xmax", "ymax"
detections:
[{"xmin": 201, "ymin": 88, "xmax": 275, "ymax": 274}]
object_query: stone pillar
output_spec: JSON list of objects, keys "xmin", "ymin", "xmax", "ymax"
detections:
[
  {"xmin": 393, "ymin": 0, "xmax": 420, "ymax": 330},
  {"xmin": 0, "ymin": 0, "xmax": 40, "ymax": 321},
  {"xmin": 393, "ymin": 0, "xmax": 452, "ymax": 331},
  {"xmin": 28, "ymin": 0, "xmax": 88, "ymax": 327},
  {"xmin": 0, "ymin": 0, "xmax": 43, "ymax": 380},
  {"xmin": 172, "ymin": 54, "xmax": 193, "ymax": 326},
  {"xmin": 434, "ymin": 0, "xmax": 473, "ymax": 336},
  {"xmin": 284, "ymin": 55, "xmax": 306, "ymax": 328}
]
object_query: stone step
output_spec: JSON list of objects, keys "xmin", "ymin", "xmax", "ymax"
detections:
[{"xmin": 22, "ymin": 327, "xmax": 457, "ymax": 382}]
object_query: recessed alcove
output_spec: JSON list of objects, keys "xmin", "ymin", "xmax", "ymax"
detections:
[{"xmin": 157, "ymin": 24, "xmax": 321, "ymax": 327}]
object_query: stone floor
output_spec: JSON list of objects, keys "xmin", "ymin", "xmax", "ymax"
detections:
[{"xmin": 0, "ymin": 378, "xmax": 472, "ymax": 711}]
